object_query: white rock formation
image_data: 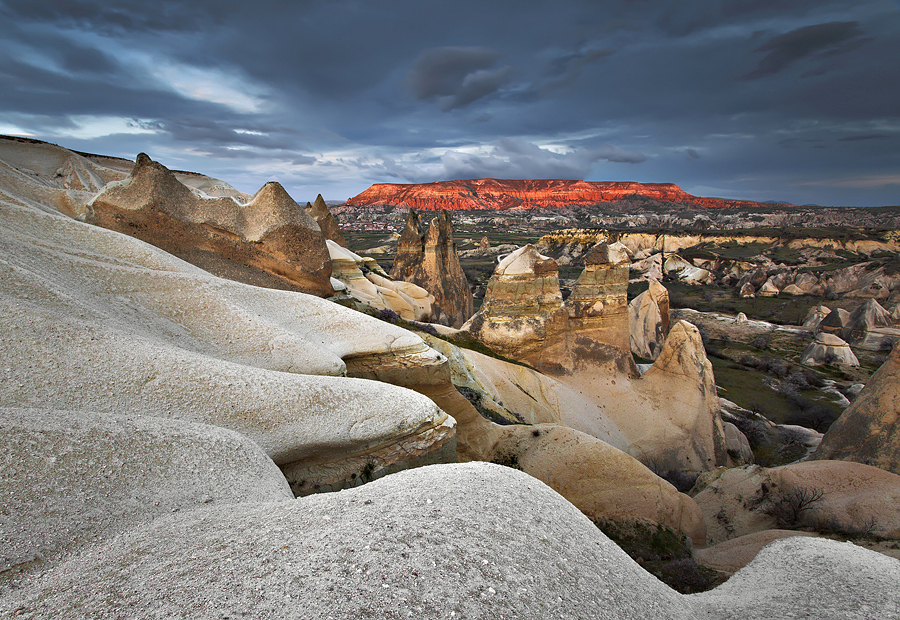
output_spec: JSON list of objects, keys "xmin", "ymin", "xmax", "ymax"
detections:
[
  {"xmin": 801, "ymin": 333, "xmax": 860, "ymax": 367},
  {"xmin": 629, "ymin": 279, "xmax": 670, "ymax": 360}
]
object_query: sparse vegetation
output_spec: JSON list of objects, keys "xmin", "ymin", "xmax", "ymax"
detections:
[{"xmin": 762, "ymin": 486, "xmax": 827, "ymax": 529}]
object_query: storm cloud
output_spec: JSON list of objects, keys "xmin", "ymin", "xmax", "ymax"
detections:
[{"xmin": 0, "ymin": 0, "xmax": 898, "ymax": 206}]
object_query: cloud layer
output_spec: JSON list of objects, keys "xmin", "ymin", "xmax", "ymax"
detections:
[{"xmin": 0, "ymin": 0, "xmax": 898, "ymax": 206}]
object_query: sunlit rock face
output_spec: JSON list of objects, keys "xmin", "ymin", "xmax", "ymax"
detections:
[
  {"xmin": 347, "ymin": 178, "xmax": 787, "ymax": 211},
  {"xmin": 85, "ymin": 153, "xmax": 334, "ymax": 296},
  {"xmin": 306, "ymin": 193, "xmax": 347, "ymax": 247},
  {"xmin": 813, "ymin": 342, "xmax": 900, "ymax": 474},
  {"xmin": 389, "ymin": 209, "xmax": 473, "ymax": 328},
  {"xmin": 461, "ymin": 244, "xmax": 728, "ymax": 473}
]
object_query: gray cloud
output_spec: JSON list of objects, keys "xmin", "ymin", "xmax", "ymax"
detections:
[
  {"xmin": 409, "ymin": 47, "xmax": 512, "ymax": 110},
  {"xmin": 743, "ymin": 21, "xmax": 868, "ymax": 79}
]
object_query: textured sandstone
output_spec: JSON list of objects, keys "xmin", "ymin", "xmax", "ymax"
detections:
[
  {"xmin": 694, "ymin": 530, "xmax": 820, "ymax": 575},
  {"xmin": 802, "ymin": 304, "xmax": 831, "ymax": 329},
  {"xmin": 691, "ymin": 537, "xmax": 900, "ymax": 619},
  {"xmin": 86, "ymin": 153, "xmax": 333, "ymax": 296},
  {"xmin": 813, "ymin": 342, "xmax": 900, "ymax": 474},
  {"xmin": 841, "ymin": 298, "xmax": 900, "ymax": 351},
  {"xmin": 347, "ymin": 178, "xmax": 792, "ymax": 211},
  {"xmin": 306, "ymin": 193, "xmax": 346, "ymax": 246},
  {"xmin": 389, "ymin": 209, "xmax": 473, "ymax": 327},
  {"xmin": 1, "ymin": 463, "xmax": 699, "ymax": 620}
]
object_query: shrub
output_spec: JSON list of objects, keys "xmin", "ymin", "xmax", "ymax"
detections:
[
  {"xmin": 376, "ymin": 308, "xmax": 400, "ymax": 323},
  {"xmin": 763, "ymin": 486, "xmax": 826, "ymax": 528}
]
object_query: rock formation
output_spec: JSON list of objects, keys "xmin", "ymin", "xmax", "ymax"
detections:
[
  {"xmin": 840, "ymin": 298, "xmax": 900, "ymax": 351},
  {"xmin": 691, "ymin": 537, "xmax": 900, "ymax": 619},
  {"xmin": 817, "ymin": 307, "xmax": 851, "ymax": 335},
  {"xmin": 328, "ymin": 240, "xmax": 437, "ymax": 322},
  {"xmin": 462, "ymin": 244, "xmax": 727, "ymax": 473},
  {"xmin": 694, "ymin": 461, "xmax": 900, "ymax": 546},
  {"xmin": 86, "ymin": 153, "xmax": 333, "ymax": 296},
  {"xmin": 390, "ymin": 209, "xmax": 473, "ymax": 328},
  {"xmin": 0, "ymin": 191, "xmax": 455, "ymax": 497},
  {"xmin": 347, "ymin": 178, "xmax": 795, "ymax": 211},
  {"xmin": 802, "ymin": 304, "xmax": 831, "ymax": 329},
  {"xmin": 813, "ymin": 342, "xmax": 900, "ymax": 474},
  {"xmin": 800, "ymin": 333, "xmax": 859, "ymax": 367},
  {"xmin": 629, "ymin": 279, "xmax": 671, "ymax": 360},
  {"xmin": 305, "ymin": 193, "xmax": 347, "ymax": 246}
]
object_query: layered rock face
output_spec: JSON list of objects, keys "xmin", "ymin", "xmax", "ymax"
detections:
[
  {"xmin": 629, "ymin": 279, "xmax": 671, "ymax": 360},
  {"xmin": 347, "ymin": 178, "xmax": 790, "ymax": 211},
  {"xmin": 389, "ymin": 209, "xmax": 473, "ymax": 328},
  {"xmin": 306, "ymin": 193, "xmax": 347, "ymax": 246},
  {"xmin": 840, "ymin": 298, "xmax": 900, "ymax": 351},
  {"xmin": 86, "ymin": 153, "xmax": 333, "ymax": 296},
  {"xmin": 462, "ymin": 244, "xmax": 728, "ymax": 473},
  {"xmin": 464, "ymin": 243, "xmax": 633, "ymax": 374},
  {"xmin": 328, "ymin": 240, "xmax": 437, "ymax": 322},
  {"xmin": 813, "ymin": 342, "xmax": 900, "ymax": 474}
]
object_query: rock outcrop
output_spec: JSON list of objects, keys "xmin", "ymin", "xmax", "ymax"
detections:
[
  {"xmin": 629, "ymin": 279, "xmax": 671, "ymax": 360},
  {"xmin": 462, "ymin": 244, "xmax": 727, "ymax": 473},
  {"xmin": 694, "ymin": 461, "xmax": 900, "ymax": 546},
  {"xmin": 802, "ymin": 304, "xmax": 831, "ymax": 329},
  {"xmin": 85, "ymin": 153, "xmax": 333, "ymax": 296},
  {"xmin": 691, "ymin": 537, "xmax": 900, "ymax": 619},
  {"xmin": 306, "ymin": 193, "xmax": 347, "ymax": 246},
  {"xmin": 328, "ymin": 240, "xmax": 437, "ymax": 322},
  {"xmin": 800, "ymin": 333, "xmax": 859, "ymax": 367},
  {"xmin": 841, "ymin": 298, "xmax": 900, "ymax": 351},
  {"xmin": 389, "ymin": 209, "xmax": 473, "ymax": 327},
  {"xmin": 0, "ymin": 193, "xmax": 455, "ymax": 498},
  {"xmin": 813, "ymin": 342, "xmax": 900, "ymax": 474},
  {"xmin": 347, "ymin": 178, "xmax": 793, "ymax": 211}
]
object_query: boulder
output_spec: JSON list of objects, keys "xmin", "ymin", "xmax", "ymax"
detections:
[
  {"xmin": 305, "ymin": 193, "xmax": 346, "ymax": 247},
  {"xmin": 0, "ymin": 407, "xmax": 293, "ymax": 582},
  {"xmin": 390, "ymin": 209, "xmax": 473, "ymax": 328},
  {"xmin": 86, "ymin": 154, "xmax": 333, "ymax": 296},
  {"xmin": 629, "ymin": 279, "xmax": 670, "ymax": 360},
  {"xmin": 723, "ymin": 422, "xmax": 753, "ymax": 464},
  {"xmin": 739, "ymin": 282, "xmax": 756, "ymax": 298},
  {"xmin": 800, "ymin": 333, "xmax": 859, "ymax": 367},
  {"xmin": 780, "ymin": 283, "xmax": 804, "ymax": 295},
  {"xmin": 734, "ymin": 312, "xmax": 749, "ymax": 325},
  {"xmin": 757, "ymin": 278, "xmax": 780, "ymax": 297},
  {"xmin": 813, "ymin": 342, "xmax": 900, "ymax": 474}
]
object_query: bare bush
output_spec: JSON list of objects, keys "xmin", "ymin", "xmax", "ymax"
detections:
[{"xmin": 763, "ymin": 486, "xmax": 826, "ymax": 528}]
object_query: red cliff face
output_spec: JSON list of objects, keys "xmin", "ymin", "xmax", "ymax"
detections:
[{"xmin": 346, "ymin": 179, "xmax": 788, "ymax": 211}]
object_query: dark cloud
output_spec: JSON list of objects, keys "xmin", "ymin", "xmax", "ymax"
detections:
[
  {"xmin": 0, "ymin": 0, "xmax": 898, "ymax": 205},
  {"xmin": 743, "ymin": 21, "xmax": 868, "ymax": 79},
  {"xmin": 409, "ymin": 47, "xmax": 512, "ymax": 110}
]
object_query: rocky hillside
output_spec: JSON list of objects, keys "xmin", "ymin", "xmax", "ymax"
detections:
[{"xmin": 346, "ymin": 178, "xmax": 793, "ymax": 211}]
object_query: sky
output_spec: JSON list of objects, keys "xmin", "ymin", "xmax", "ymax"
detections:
[{"xmin": 1, "ymin": 0, "xmax": 899, "ymax": 207}]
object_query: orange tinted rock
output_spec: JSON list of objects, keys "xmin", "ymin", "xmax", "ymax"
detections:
[{"xmin": 347, "ymin": 178, "xmax": 794, "ymax": 211}]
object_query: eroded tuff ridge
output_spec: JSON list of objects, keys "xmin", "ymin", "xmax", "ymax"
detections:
[
  {"xmin": 347, "ymin": 178, "xmax": 795, "ymax": 211},
  {"xmin": 86, "ymin": 153, "xmax": 334, "ymax": 296}
]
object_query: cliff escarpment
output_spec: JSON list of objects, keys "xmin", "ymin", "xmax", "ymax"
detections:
[{"xmin": 346, "ymin": 178, "xmax": 793, "ymax": 211}]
